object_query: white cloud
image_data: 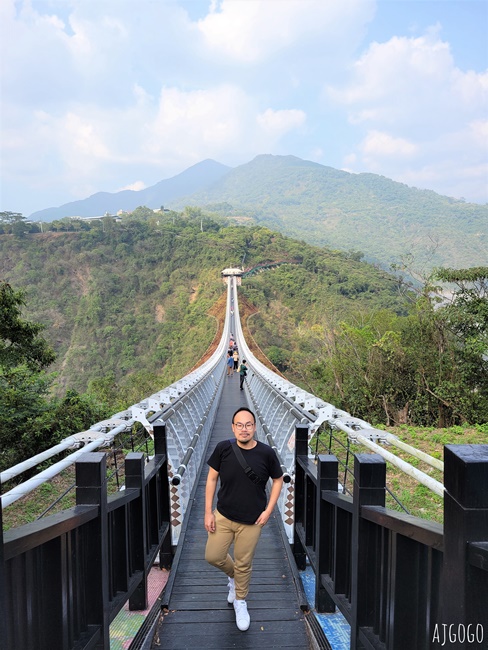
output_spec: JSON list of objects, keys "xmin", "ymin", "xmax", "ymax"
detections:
[
  {"xmin": 146, "ymin": 86, "xmax": 306, "ymax": 167},
  {"xmin": 328, "ymin": 28, "xmax": 487, "ymax": 128},
  {"xmin": 61, "ymin": 113, "xmax": 111, "ymax": 160},
  {"xmin": 197, "ymin": 0, "xmax": 374, "ymax": 63},
  {"xmin": 118, "ymin": 181, "xmax": 147, "ymax": 192},
  {"xmin": 398, "ymin": 119, "xmax": 488, "ymax": 199},
  {"xmin": 361, "ymin": 131, "xmax": 417, "ymax": 159},
  {"xmin": 331, "ymin": 28, "xmax": 488, "ymax": 201},
  {"xmin": 147, "ymin": 85, "xmax": 247, "ymax": 166},
  {"xmin": 256, "ymin": 109, "xmax": 306, "ymax": 135}
]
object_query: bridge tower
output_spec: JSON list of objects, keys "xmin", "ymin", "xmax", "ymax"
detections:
[{"xmin": 221, "ymin": 267, "xmax": 243, "ymax": 285}]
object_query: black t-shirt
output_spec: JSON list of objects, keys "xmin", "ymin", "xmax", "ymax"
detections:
[{"xmin": 207, "ymin": 439, "xmax": 283, "ymax": 525}]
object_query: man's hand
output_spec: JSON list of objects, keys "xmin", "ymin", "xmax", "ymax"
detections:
[
  {"xmin": 205, "ymin": 467, "xmax": 219, "ymax": 533},
  {"xmin": 255, "ymin": 476, "xmax": 283, "ymax": 526},
  {"xmin": 254, "ymin": 510, "xmax": 271, "ymax": 527},
  {"xmin": 205, "ymin": 512, "xmax": 216, "ymax": 533}
]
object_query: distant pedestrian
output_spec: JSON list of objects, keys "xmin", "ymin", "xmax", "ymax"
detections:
[
  {"xmin": 238, "ymin": 360, "xmax": 248, "ymax": 390},
  {"xmin": 226, "ymin": 352, "xmax": 234, "ymax": 377},
  {"xmin": 233, "ymin": 349, "xmax": 239, "ymax": 370}
]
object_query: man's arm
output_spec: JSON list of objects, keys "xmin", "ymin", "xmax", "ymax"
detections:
[
  {"xmin": 254, "ymin": 476, "xmax": 284, "ymax": 526},
  {"xmin": 204, "ymin": 466, "xmax": 219, "ymax": 532}
]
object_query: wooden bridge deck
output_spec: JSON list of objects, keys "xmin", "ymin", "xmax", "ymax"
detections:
[{"xmin": 152, "ymin": 374, "xmax": 311, "ymax": 649}]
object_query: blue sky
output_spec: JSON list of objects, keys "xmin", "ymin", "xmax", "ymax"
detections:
[{"xmin": 1, "ymin": 0, "xmax": 487, "ymax": 217}]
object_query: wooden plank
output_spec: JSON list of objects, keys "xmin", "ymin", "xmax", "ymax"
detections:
[
  {"xmin": 168, "ymin": 596, "xmax": 301, "ymax": 608},
  {"xmin": 160, "ymin": 609, "xmax": 303, "ymax": 624},
  {"xmin": 154, "ymin": 623, "xmax": 308, "ymax": 649}
]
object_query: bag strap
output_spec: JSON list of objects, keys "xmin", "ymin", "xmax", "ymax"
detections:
[{"xmin": 229, "ymin": 440, "xmax": 266, "ymax": 486}]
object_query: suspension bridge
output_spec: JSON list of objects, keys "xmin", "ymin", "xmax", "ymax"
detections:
[{"xmin": 1, "ymin": 273, "xmax": 487, "ymax": 650}]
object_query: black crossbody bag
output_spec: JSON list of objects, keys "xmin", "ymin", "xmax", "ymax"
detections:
[{"xmin": 229, "ymin": 440, "xmax": 266, "ymax": 486}]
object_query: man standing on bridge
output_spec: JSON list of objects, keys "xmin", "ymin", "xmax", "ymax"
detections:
[
  {"xmin": 238, "ymin": 359, "xmax": 247, "ymax": 390},
  {"xmin": 204, "ymin": 407, "xmax": 284, "ymax": 631}
]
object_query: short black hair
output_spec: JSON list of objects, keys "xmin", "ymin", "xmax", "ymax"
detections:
[{"xmin": 232, "ymin": 407, "xmax": 256, "ymax": 424}]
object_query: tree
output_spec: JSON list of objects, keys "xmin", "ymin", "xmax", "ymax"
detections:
[
  {"xmin": 129, "ymin": 206, "xmax": 155, "ymax": 220},
  {"xmin": 0, "ymin": 282, "xmax": 56, "ymax": 371},
  {"xmin": 426, "ymin": 267, "xmax": 488, "ymax": 423},
  {"xmin": 0, "ymin": 366, "xmax": 53, "ymax": 470},
  {"xmin": 266, "ymin": 345, "xmax": 291, "ymax": 371},
  {"xmin": 433, "ymin": 267, "xmax": 488, "ymax": 356},
  {"xmin": 183, "ymin": 206, "xmax": 203, "ymax": 219},
  {"xmin": 0, "ymin": 211, "xmax": 28, "ymax": 237},
  {"xmin": 0, "ymin": 282, "xmax": 56, "ymax": 472},
  {"xmin": 0, "ymin": 283, "xmax": 113, "ymax": 475},
  {"xmin": 290, "ymin": 273, "xmax": 488, "ymax": 427}
]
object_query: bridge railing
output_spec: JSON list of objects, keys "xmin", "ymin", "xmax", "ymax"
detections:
[
  {"xmin": 293, "ymin": 423, "xmax": 488, "ymax": 650},
  {"xmin": 150, "ymin": 363, "xmax": 225, "ymax": 544},
  {"xmin": 0, "ymin": 425, "xmax": 172, "ymax": 650}
]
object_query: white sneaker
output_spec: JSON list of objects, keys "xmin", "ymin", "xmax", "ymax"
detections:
[
  {"xmin": 227, "ymin": 577, "xmax": 236, "ymax": 604},
  {"xmin": 233, "ymin": 599, "xmax": 250, "ymax": 631}
]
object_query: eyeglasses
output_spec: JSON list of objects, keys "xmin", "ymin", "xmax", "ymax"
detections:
[{"xmin": 233, "ymin": 422, "xmax": 255, "ymax": 430}]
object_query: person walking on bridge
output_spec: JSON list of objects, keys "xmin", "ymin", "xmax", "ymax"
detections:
[
  {"xmin": 204, "ymin": 407, "xmax": 284, "ymax": 632},
  {"xmin": 226, "ymin": 351, "xmax": 234, "ymax": 377},
  {"xmin": 238, "ymin": 359, "xmax": 248, "ymax": 390}
]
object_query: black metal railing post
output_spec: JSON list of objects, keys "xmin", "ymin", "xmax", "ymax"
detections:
[
  {"xmin": 0, "ymin": 490, "xmax": 6, "ymax": 647},
  {"xmin": 154, "ymin": 422, "xmax": 173, "ymax": 568},
  {"xmin": 76, "ymin": 452, "xmax": 110, "ymax": 649},
  {"xmin": 350, "ymin": 453, "xmax": 386, "ymax": 650},
  {"xmin": 315, "ymin": 454, "xmax": 338, "ymax": 613},
  {"xmin": 441, "ymin": 444, "xmax": 488, "ymax": 648},
  {"xmin": 154, "ymin": 422, "xmax": 167, "ymax": 457},
  {"xmin": 293, "ymin": 423, "xmax": 309, "ymax": 570},
  {"xmin": 125, "ymin": 452, "xmax": 148, "ymax": 611}
]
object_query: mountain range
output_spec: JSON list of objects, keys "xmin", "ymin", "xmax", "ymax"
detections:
[
  {"xmin": 29, "ymin": 155, "xmax": 487, "ymax": 271},
  {"xmin": 29, "ymin": 159, "xmax": 231, "ymax": 221}
]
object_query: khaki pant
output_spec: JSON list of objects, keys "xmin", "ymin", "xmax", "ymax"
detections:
[{"xmin": 205, "ymin": 510, "xmax": 262, "ymax": 600}]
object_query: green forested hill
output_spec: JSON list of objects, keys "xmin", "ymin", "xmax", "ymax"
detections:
[
  {"xmin": 0, "ymin": 214, "xmax": 407, "ymax": 399},
  {"xmin": 173, "ymin": 154, "xmax": 487, "ymax": 271}
]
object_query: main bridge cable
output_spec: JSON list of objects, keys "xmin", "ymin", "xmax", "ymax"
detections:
[
  {"xmin": 0, "ymin": 420, "xmax": 133, "ymax": 508},
  {"xmin": 230, "ymin": 277, "xmax": 445, "ymax": 498}
]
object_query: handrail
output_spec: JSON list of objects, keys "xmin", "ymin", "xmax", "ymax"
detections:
[
  {"xmin": 170, "ymin": 423, "xmax": 204, "ymax": 486},
  {"xmin": 334, "ymin": 424, "xmax": 445, "ymax": 497},
  {"xmin": 1, "ymin": 421, "xmax": 133, "ymax": 508}
]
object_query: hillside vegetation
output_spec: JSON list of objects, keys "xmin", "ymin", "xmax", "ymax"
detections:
[
  {"xmin": 0, "ymin": 212, "xmax": 406, "ymax": 400},
  {"xmin": 174, "ymin": 154, "xmax": 488, "ymax": 272}
]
